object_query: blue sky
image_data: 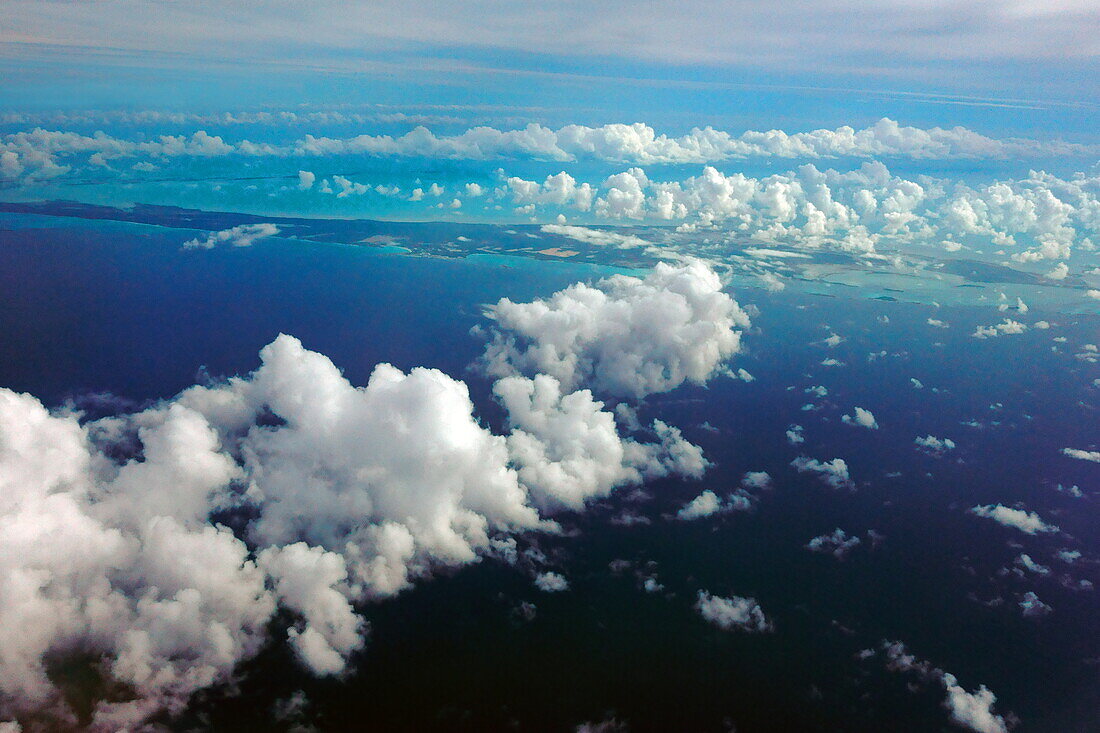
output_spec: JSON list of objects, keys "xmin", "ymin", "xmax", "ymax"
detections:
[{"xmin": 3, "ymin": 0, "xmax": 1097, "ymax": 134}]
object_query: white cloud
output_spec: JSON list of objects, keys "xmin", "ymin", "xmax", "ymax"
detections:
[
  {"xmin": 806, "ymin": 528, "xmax": 861, "ymax": 559},
  {"xmin": 741, "ymin": 471, "xmax": 772, "ymax": 489},
  {"xmin": 1014, "ymin": 554, "xmax": 1050, "ymax": 576},
  {"xmin": 791, "ymin": 456, "xmax": 854, "ymax": 490},
  {"xmin": 483, "ymin": 260, "xmax": 750, "ymax": 399},
  {"xmin": 969, "ymin": 504, "xmax": 1059, "ymax": 534},
  {"xmin": 695, "ymin": 591, "xmax": 772, "ymax": 633},
  {"xmin": 786, "ymin": 424, "xmax": 805, "ymax": 445},
  {"xmin": 7, "ymin": 124, "xmax": 1099, "ymax": 260},
  {"xmin": 1018, "ymin": 591, "xmax": 1052, "ymax": 618},
  {"xmin": 183, "ymin": 223, "xmax": 280, "ymax": 249},
  {"xmin": 972, "ymin": 319, "xmax": 1027, "ymax": 339},
  {"xmin": 297, "ymin": 169, "xmax": 315, "ymax": 190},
  {"xmin": 494, "ymin": 374, "xmax": 707, "ymax": 512},
  {"xmin": 11, "ymin": 118, "xmax": 1081, "ymax": 169},
  {"xmin": 539, "ymin": 224, "xmax": 649, "ymax": 248},
  {"xmin": 0, "ymin": 389, "xmax": 275, "ymax": 727},
  {"xmin": 258, "ymin": 543, "xmax": 364, "ymax": 675},
  {"xmin": 1062, "ymin": 447, "xmax": 1100, "ymax": 462},
  {"xmin": 841, "ymin": 406, "xmax": 878, "ymax": 429},
  {"xmin": 0, "ymin": 316, "xmax": 718, "ymax": 726},
  {"xmin": 507, "ymin": 173, "xmax": 596, "ymax": 210},
  {"xmin": 534, "ymin": 571, "xmax": 569, "ymax": 592},
  {"xmin": 914, "ymin": 434, "xmax": 955, "ymax": 456},
  {"xmin": 675, "ymin": 489, "xmax": 752, "ymax": 520},
  {"xmin": 942, "ymin": 673, "xmax": 1009, "ymax": 733},
  {"xmin": 876, "ymin": 642, "xmax": 1008, "ymax": 733}
]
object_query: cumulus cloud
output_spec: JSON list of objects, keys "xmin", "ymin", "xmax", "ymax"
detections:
[
  {"xmin": 875, "ymin": 641, "xmax": 1008, "ymax": 733},
  {"xmin": 791, "ymin": 456, "xmax": 854, "ymax": 490},
  {"xmin": 0, "ymin": 308, "xmax": 718, "ymax": 727},
  {"xmin": 841, "ymin": 406, "xmax": 878, "ymax": 429},
  {"xmin": 494, "ymin": 374, "xmax": 707, "ymax": 511},
  {"xmin": 534, "ymin": 571, "xmax": 569, "ymax": 592},
  {"xmin": 183, "ymin": 223, "xmax": 280, "ymax": 249},
  {"xmin": 942, "ymin": 674, "xmax": 1009, "ymax": 733},
  {"xmin": 10, "ymin": 118, "xmax": 1087, "ymax": 172},
  {"xmin": 1014, "ymin": 554, "xmax": 1050, "ymax": 576},
  {"xmin": 806, "ymin": 528, "xmax": 861, "ymax": 559},
  {"xmin": 539, "ymin": 224, "xmax": 650, "ymax": 249},
  {"xmin": 8, "ymin": 121, "xmax": 1098, "ymax": 259},
  {"xmin": 1062, "ymin": 447, "xmax": 1100, "ymax": 462},
  {"xmin": 969, "ymin": 504, "xmax": 1059, "ymax": 534},
  {"xmin": 972, "ymin": 319, "xmax": 1027, "ymax": 339},
  {"xmin": 518, "ymin": 164, "xmax": 1096, "ymax": 260},
  {"xmin": 675, "ymin": 489, "xmax": 752, "ymax": 520},
  {"xmin": 915, "ymin": 434, "xmax": 956, "ymax": 456},
  {"xmin": 741, "ymin": 471, "xmax": 772, "ymax": 489},
  {"xmin": 1017, "ymin": 591, "xmax": 1052, "ymax": 617},
  {"xmin": 695, "ymin": 591, "xmax": 772, "ymax": 633},
  {"xmin": 483, "ymin": 260, "xmax": 750, "ymax": 399},
  {"xmin": 0, "ymin": 389, "xmax": 274, "ymax": 727},
  {"xmin": 508, "ymin": 173, "xmax": 596, "ymax": 211}
]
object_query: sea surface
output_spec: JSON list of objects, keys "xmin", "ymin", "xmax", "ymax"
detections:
[{"xmin": 1, "ymin": 212, "xmax": 1097, "ymax": 731}]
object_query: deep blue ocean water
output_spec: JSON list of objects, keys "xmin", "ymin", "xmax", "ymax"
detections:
[{"xmin": 1, "ymin": 214, "xmax": 1097, "ymax": 731}]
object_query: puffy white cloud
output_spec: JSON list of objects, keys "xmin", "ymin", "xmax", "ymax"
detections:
[
  {"xmin": 942, "ymin": 673, "xmax": 1009, "ymax": 733},
  {"xmin": 257, "ymin": 543, "xmax": 364, "ymax": 675},
  {"xmin": 0, "ymin": 388, "xmax": 275, "ymax": 727},
  {"xmin": 183, "ymin": 223, "xmax": 280, "ymax": 249},
  {"xmin": 539, "ymin": 224, "xmax": 649, "ymax": 249},
  {"xmin": 791, "ymin": 456, "xmax": 854, "ymax": 490},
  {"xmin": 331, "ymin": 175, "xmax": 370, "ymax": 198},
  {"xmin": 695, "ymin": 591, "xmax": 772, "ymax": 633},
  {"xmin": 972, "ymin": 319, "xmax": 1027, "ymax": 339},
  {"xmin": 1057, "ymin": 550, "xmax": 1082, "ymax": 564},
  {"xmin": 841, "ymin": 406, "xmax": 878, "ymax": 429},
  {"xmin": 677, "ymin": 491, "xmax": 720, "ymax": 520},
  {"xmin": 483, "ymin": 261, "xmax": 750, "ymax": 399},
  {"xmin": 297, "ymin": 169, "xmax": 315, "ymax": 190},
  {"xmin": 0, "ymin": 315, "xmax": 717, "ymax": 726},
  {"xmin": 675, "ymin": 489, "xmax": 752, "ymax": 520},
  {"xmin": 7, "ymin": 121, "xmax": 1098, "ymax": 259},
  {"xmin": 1062, "ymin": 447, "xmax": 1100, "ymax": 462},
  {"xmin": 10, "ymin": 119, "xmax": 1079, "ymax": 171},
  {"xmin": 914, "ymin": 434, "xmax": 956, "ymax": 456},
  {"xmin": 531, "ymin": 165, "xmax": 1098, "ymax": 259},
  {"xmin": 875, "ymin": 642, "xmax": 1009, "ymax": 733},
  {"xmin": 969, "ymin": 505, "xmax": 1059, "ymax": 534},
  {"xmin": 806, "ymin": 528, "xmax": 861, "ymax": 559},
  {"xmin": 507, "ymin": 173, "xmax": 596, "ymax": 211},
  {"xmin": 494, "ymin": 374, "xmax": 706, "ymax": 511},
  {"xmin": 1014, "ymin": 554, "xmax": 1050, "ymax": 576},
  {"xmin": 741, "ymin": 471, "xmax": 772, "ymax": 489},
  {"xmin": 786, "ymin": 424, "xmax": 805, "ymax": 445},
  {"xmin": 534, "ymin": 571, "xmax": 569, "ymax": 592}
]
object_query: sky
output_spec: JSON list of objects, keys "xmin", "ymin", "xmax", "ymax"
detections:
[{"xmin": 2, "ymin": 0, "xmax": 1098, "ymax": 130}]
